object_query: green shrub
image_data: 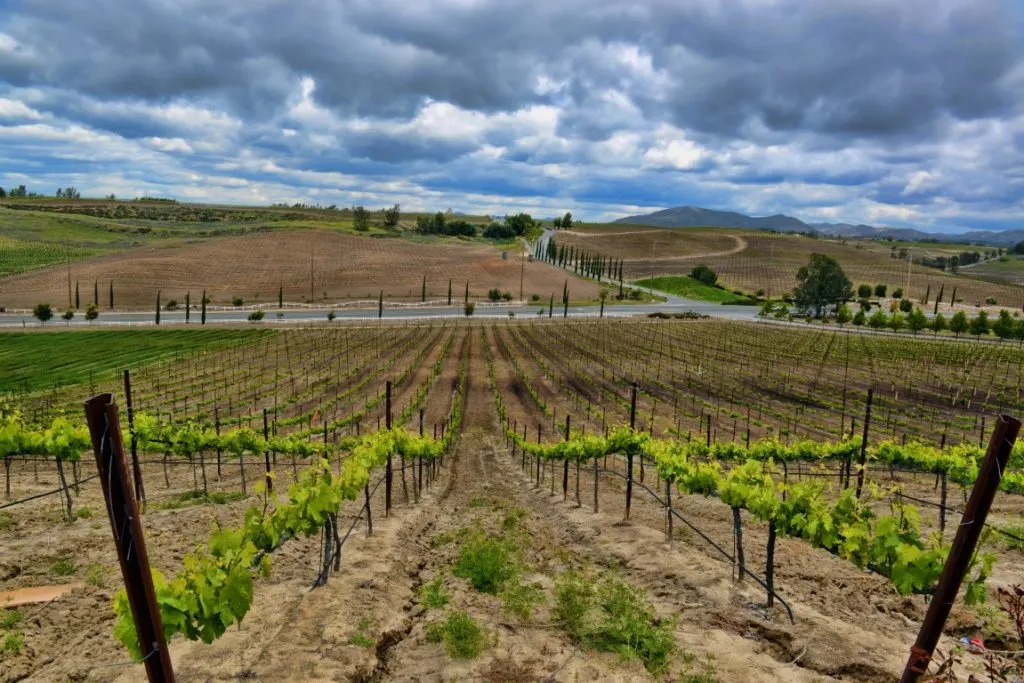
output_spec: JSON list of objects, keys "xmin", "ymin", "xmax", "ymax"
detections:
[
  {"xmin": 690, "ymin": 264, "xmax": 717, "ymax": 286},
  {"xmin": 420, "ymin": 575, "xmax": 450, "ymax": 609},
  {"xmin": 0, "ymin": 609, "xmax": 23, "ymax": 629},
  {"xmin": 426, "ymin": 611, "xmax": 485, "ymax": 659},
  {"xmin": 554, "ymin": 570, "xmax": 676, "ymax": 674},
  {"xmin": 349, "ymin": 618, "xmax": 375, "ymax": 648},
  {"xmin": 0, "ymin": 512, "xmax": 15, "ymax": 531},
  {"xmin": 248, "ymin": 310, "xmax": 265, "ymax": 322},
  {"xmin": 455, "ymin": 531, "xmax": 515, "ymax": 594},
  {"xmin": 500, "ymin": 576, "xmax": 546, "ymax": 622},
  {"xmin": 2, "ymin": 631, "xmax": 23, "ymax": 654},
  {"xmin": 232, "ymin": 296, "xmax": 245, "ymax": 306},
  {"xmin": 50, "ymin": 557, "xmax": 75, "ymax": 576}
]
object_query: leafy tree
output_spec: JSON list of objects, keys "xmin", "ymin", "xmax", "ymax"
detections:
[
  {"xmin": 1014, "ymin": 241, "xmax": 1024, "ymax": 256},
  {"xmin": 793, "ymin": 253, "xmax": 853, "ymax": 317},
  {"xmin": 907, "ymin": 308, "xmax": 927, "ymax": 334},
  {"xmin": 561, "ymin": 212, "xmax": 573, "ymax": 229},
  {"xmin": 857, "ymin": 284, "xmax": 872, "ymax": 298},
  {"xmin": 892, "ymin": 287, "xmax": 903, "ymax": 299},
  {"xmin": 487, "ymin": 288, "xmax": 502, "ymax": 302},
  {"xmin": 504, "ymin": 213, "xmax": 535, "ymax": 236},
  {"xmin": 898, "ymin": 298, "xmax": 913, "ymax": 313},
  {"xmin": 483, "ymin": 222, "xmax": 515, "ymax": 239},
  {"xmin": 61, "ymin": 309, "xmax": 74, "ymax": 322},
  {"xmin": 9, "ymin": 185, "xmax": 27, "ymax": 197},
  {"xmin": 552, "ymin": 216, "xmax": 562, "ymax": 229},
  {"xmin": 352, "ymin": 206, "xmax": 370, "ymax": 232},
  {"xmin": 852, "ymin": 310, "xmax": 866, "ymax": 326},
  {"xmin": 867, "ymin": 310, "xmax": 888, "ymax": 329},
  {"xmin": 464, "ymin": 301, "xmax": 475, "ymax": 317},
  {"xmin": 888, "ymin": 311, "xmax": 905, "ymax": 333},
  {"xmin": 969, "ymin": 310, "xmax": 990, "ymax": 337},
  {"xmin": 0, "ymin": 186, "xmax": 5, "ymax": 198},
  {"xmin": 1015, "ymin": 318, "xmax": 1024, "ymax": 344},
  {"xmin": 949, "ymin": 311, "xmax": 968, "ymax": 336},
  {"xmin": 931, "ymin": 312, "xmax": 947, "ymax": 335},
  {"xmin": 690, "ymin": 264, "xmax": 717, "ymax": 286},
  {"xmin": 33, "ymin": 303, "xmax": 53, "ymax": 323},
  {"xmin": 858, "ymin": 297, "xmax": 872, "ymax": 312},
  {"xmin": 382, "ymin": 204, "xmax": 400, "ymax": 228},
  {"xmin": 948, "ymin": 255, "xmax": 960, "ymax": 273},
  {"xmin": 993, "ymin": 309, "xmax": 1015, "ymax": 340},
  {"xmin": 873, "ymin": 284, "xmax": 887, "ymax": 297},
  {"xmin": 85, "ymin": 302, "xmax": 99, "ymax": 323},
  {"xmin": 835, "ymin": 303, "xmax": 852, "ymax": 326}
]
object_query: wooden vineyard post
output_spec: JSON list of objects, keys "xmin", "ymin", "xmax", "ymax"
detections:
[
  {"xmin": 214, "ymin": 409, "xmax": 222, "ymax": 480},
  {"xmin": 536, "ymin": 425, "xmax": 542, "ymax": 485},
  {"xmin": 84, "ymin": 394, "xmax": 175, "ymax": 683},
  {"xmin": 562, "ymin": 415, "xmax": 570, "ymax": 501},
  {"xmin": 625, "ymin": 382, "xmax": 637, "ymax": 521},
  {"xmin": 766, "ymin": 521, "xmax": 777, "ymax": 607},
  {"xmin": 899, "ymin": 414, "xmax": 1021, "ymax": 683},
  {"xmin": 733, "ymin": 507, "xmax": 745, "ymax": 583},
  {"xmin": 385, "ymin": 381, "xmax": 393, "ymax": 517},
  {"xmin": 855, "ymin": 388, "xmax": 874, "ymax": 498},
  {"xmin": 262, "ymin": 409, "xmax": 272, "ymax": 493},
  {"xmin": 665, "ymin": 477, "xmax": 673, "ymax": 543},
  {"xmin": 123, "ymin": 370, "xmax": 145, "ymax": 508},
  {"xmin": 593, "ymin": 447, "xmax": 599, "ymax": 513},
  {"xmin": 939, "ymin": 472, "xmax": 947, "ymax": 537},
  {"xmin": 521, "ymin": 423, "xmax": 527, "ymax": 471},
  {"xmin": 416, "ymin": 409, "xmax": 423, "ymax": 504}
]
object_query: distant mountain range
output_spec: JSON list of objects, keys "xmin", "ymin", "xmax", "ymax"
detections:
[{"xmin": 613, "ymin": 206, "xmax": 1024, "ymax": 247}]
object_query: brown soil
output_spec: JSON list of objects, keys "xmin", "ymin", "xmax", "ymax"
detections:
[{"xmin": 0, "ymin": 230, "xmax": 598, "ymax": 310}]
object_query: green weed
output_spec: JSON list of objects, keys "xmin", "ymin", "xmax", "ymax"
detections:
[
  {"xmin": 499, "ymin": 576, "xmax": 546, "ymax": 623},
  {"xmin": 85, "ymin": 563, "xmax": 105, "ymax": 588},
  {"xmin": 2, "ymin": 631, "xmax": 23, "ymax": 654},
  {"xmin": 554, "ymin": 570, "xmax": 676, "ymax": 675},
  {"xmin": 0, "ymin": 609, "xmax": 23, "ymax": 629},
  {"xmin": 349, "ymin": 618, "xmax": 375, "ymax": 648},
  {"xmin": 50, "ymin": 557, "xmax": 75, "ymax": 577},
  {"xmin": 0, "ymin": 512, "xmax": 14, "ymax": 531},
  {"xmin": 454, "ymin": 531, "xmax": 515, "ymax": 594},
  {"xmin": 680, "ymin": 652, "xmax": 718, "ymax": 682},
  {"xmin": 420, "ymin": 575, "xmax": 450, "ymax": 610},
  {"xmin": 426, "ymin": 611, "xmax": 485, "ymax": 660},
  {"xmin": 74, "ymin": 505, "xmax": 94, "ymax": 520}
]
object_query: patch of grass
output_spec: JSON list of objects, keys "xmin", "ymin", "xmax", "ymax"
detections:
[
  {"xmin": 85, "ymin": 563, "xmax": 105, "ymax": 588},
  {"xmin": 2, "ymin": 631, "xmax": 23, "ymax": 654},
  {"xmin": 349, "ymin": 618, "xmax": 375, "ymax": 648},
  {"xmin": 467, "ymin": 496, "xmax": 493, "ymax": 509},
  {"xmin": 501, "ymin": 507, "xmax": 527, "ymax": 531},
  {"xmin": 454, "ymin": 530, "xmax": 516, "ymax": 594},
  {"xmin": 0, "ymin": 609, "xmax": 23, "ymax": 629},
  {"xmin": 680, "ymin": 652, "xmax": 719, "ymax": 682},
  {"xmin": 997, "ymin": 520, "xmax": 1024, "ymax": 550},
  {"xmin": 635, "ymin": 276, "xmax": 755, "ymax": 304},
  {"xmin": 50, "ymin": 557, "xmax": 75, "ymax": 577},
  {"xmin": 152, "ymin": 489, "xmax": 245, "ymax": 510},
  {"xmin": 499, "ymin": 576, "xmax": 546, "ymax": 623},
  {"xmin": 426, "ymin": 611, "xmax": 485, "ymax": 660},
  {"xmin": 0, "ymin": 330, "xmax": 274, "ymax": 392},
  {"xmin": 0, "ymin": 512, "xmax": 15, "ymax": 531},
  {"xmin": 74, "ymin": 505, "xmax": 94, "ymax": 520},
  {"xmin": 420, "ymin": 575, "xmax": 450, "ymax": 610},
  {"xmin": 554, "ymin": 570, "xmax": 676, "ymax": 675}
]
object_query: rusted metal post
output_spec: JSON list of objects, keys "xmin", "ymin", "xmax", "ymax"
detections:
[
  {"xmin": 385, "ymin": 381, "xmax": 393, "ymax": 517},
  {"xmin": 123, "ymin": 370, "xmax": 145, "ymax": 507},
  {"xmin": 84, "ymin": 394, "xmax": 175, "ymax": 683},
  {"xmin": 899, "ymin": 414, "xmax": 1021, "ymax": 683},
  {"xmin": 626, "ymin": 382, "xmax": 637, "ymax": 520},
  {"xmin": 855, "ymin": 388, "xmax": 873, "ymax": 498}
]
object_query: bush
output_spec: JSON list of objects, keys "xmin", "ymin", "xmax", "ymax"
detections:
[
  {"xmin": 986, "ymin": 296, "xmax": 998, "ymax": 305},
  {"xmin": 501, "ymin": 291, "xmax": 513, "ymax": 301},
  {"xmin": 487, "ymin": 288, "xmax": 502, "ymax": 302},
  {"xmin": 464, "ymin": 301, "xmax": 475, "ymax": 316},
  {"xmin": 426, "ymin": 611, "xmax": 485, "ymax": 659},
  {"xmin": 874, "ymin": 284, "xmax": 887, "ymax": 297},
  {"xmin": 33, "ymin": 302, "xmax": 54, "ymax": 323},
  {"xmin": 232, "ymin": 297, "xmax": 245, "ymax": 306},
  {"xmin": 327, "ymin": 311, "xmax": 336, "ymax": 321},
  {"xmin": 690, "ymin": 264, "xmax": 717, "ymax": 286},
  {"xmin": 482, "ymin": 222, "xmax": 516, "ymax": 240},
  {"xmin": 893, "ymin": 288, "xmax": 904, "ymax": 299},
  {"xmin": 899, "ymin": 298, "xmax": 913, "ymax": 313},
  {"xmin": 530, "ymin": 294, "xmax": 540, "ymax": 302},
  {"xmin": 164, "ymin": 299, "xmax": 178, "ymax": 310},
  {"xmin": 857, "ymin": 284, "xmax": 872, "ymax": 298},
  {"xmin": 454, "ymin": 531, "xmax": 514, "ymax": 594},
  {"xmin": 248, "ymin": 310, "xmax": 265, "ymax": 321},
  {"xmin": 420, "ymin": 575, "xmax": 450, "ymax": 609}
]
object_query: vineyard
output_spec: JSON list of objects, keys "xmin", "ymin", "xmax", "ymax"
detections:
[
  {"xmin": 3, "ymin": 318, "xmax": 1024, "ymax": 681},
  {"xmin": 555, "ymin": 226, "xmax": 1024, "ymax": 310}
]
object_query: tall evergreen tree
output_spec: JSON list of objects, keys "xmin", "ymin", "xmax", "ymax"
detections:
[
  {"xmin": 422, "ymin": 274, "xmax": 426, "ymax": 302},
  {"xmin": 464, "ymin": 281, "xmax": 469, "ymax": 304},
  {"xmin": 75, "ymin": 281, "xmax": 80, "ymax": 309},
  {"xmin": 378, "ymin": 290, "xmax": 383, "ymax": 318},
  {"xmin": 108, "ymin": 281, "xmax": 114, "ymax": 309},
  {"xmin": 93, "ymin": 280, "xmax": 98, "ymax": 307},
  {"xmin": 185, "ymin": 292, "xmax": 191, "ymax": 323},
  {"xmin": 155, "ymin": 291, "xmax": 161, "ymax": 325},
  {"xmin": 934, "ymin": 284, "xmax": 944, "ymax": 314},
  {"xmin": 279, "ymin": 285, "xmax": 283, "ymax": 309},
  {"xmin": 447, "ymin": 279, "xmax": 452, "ymax": 305},
  {"xmin": 549, "ymin": 293, "xmax": 554, "ymax": 318},
  {"xmin": 201, "ymin": 290, "xmax": 207, "ymax": 325},
  {"xmin": 922, "ymin": 283, "xmax": 930, "ymax": 306}
]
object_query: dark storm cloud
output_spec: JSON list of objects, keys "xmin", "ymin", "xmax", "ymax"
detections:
[{"xmin": 0, "ymin": 0, "xmax": 1023, "ymax": 229}]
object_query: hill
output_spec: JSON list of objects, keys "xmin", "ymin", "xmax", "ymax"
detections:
[{"xmin": 614, "ymin": 206, "xmax": 812, "ymax": 232}]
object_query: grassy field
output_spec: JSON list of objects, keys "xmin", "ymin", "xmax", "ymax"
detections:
[
  {"xmin": 634, "ymin": 275, "xmax": 753, "ymax": 303},
  {"xmin": 0, "ymin": 328, "xmax": 274, "ymax": 391},
  {"xmin": 963, "ymin": 256, "xmax": 1024, "ymax": 284}
]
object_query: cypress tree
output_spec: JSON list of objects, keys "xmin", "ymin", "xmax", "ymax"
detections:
[
  {"xmin": 549, "ymin": 293, "xmax": 554, "ymax": 318},
  {"xmin": 378, "ymin": 291, "xmax": 383, "ymax": 318},
  {"xmin": 562, "ymin": 279, "xmax": 568, "ymax": 304},
  {"xmin": 201, "ymin": 290, "xmax": 207, "ymax": 325},
  {"xmin": 447, "ymin": 279, "xmax": 452, "ymax": 306},
  {"xmin": 108, "ymin": 281, "xmax": 114, "ymax": 309},
  {"xmin": 422, "ymin": 274, "xmax": 426, "ymax": 302},
  {"xmin": 93, "ymin": 280, "xmax": 98, "ymax": 306},
  {"xmin": 75, "ymin": 281, "xmax": 80, "ymax": 309},
  {"xmin": 951, "ymin": 287, "xmax": 957, "ymax": 307},
  {"xmin": 923, "ymin": 283, "xmax": 930, "ymax": 306},
  {"xmin": 464, "ymin": 282, "xmax": 469, "ymax": 305},
  {"xmin": 279, "ymin": 285, "xmax": 283, "ymax": 309},
  {"xmin": 185, "ymin": 292, "xmax": 191, "ymax": 323},
  {"xmin": 563, "ymin": 290, "xmax": 569, "ymax": 318},
  {"xmin": 155, "ymin": 291, "xmax": 161, "ymax": 325}
]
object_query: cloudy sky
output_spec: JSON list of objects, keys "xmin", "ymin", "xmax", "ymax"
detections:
[{"xmin": 0, "ymin": 0, "xmax": 1022, "ymax": 232}]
